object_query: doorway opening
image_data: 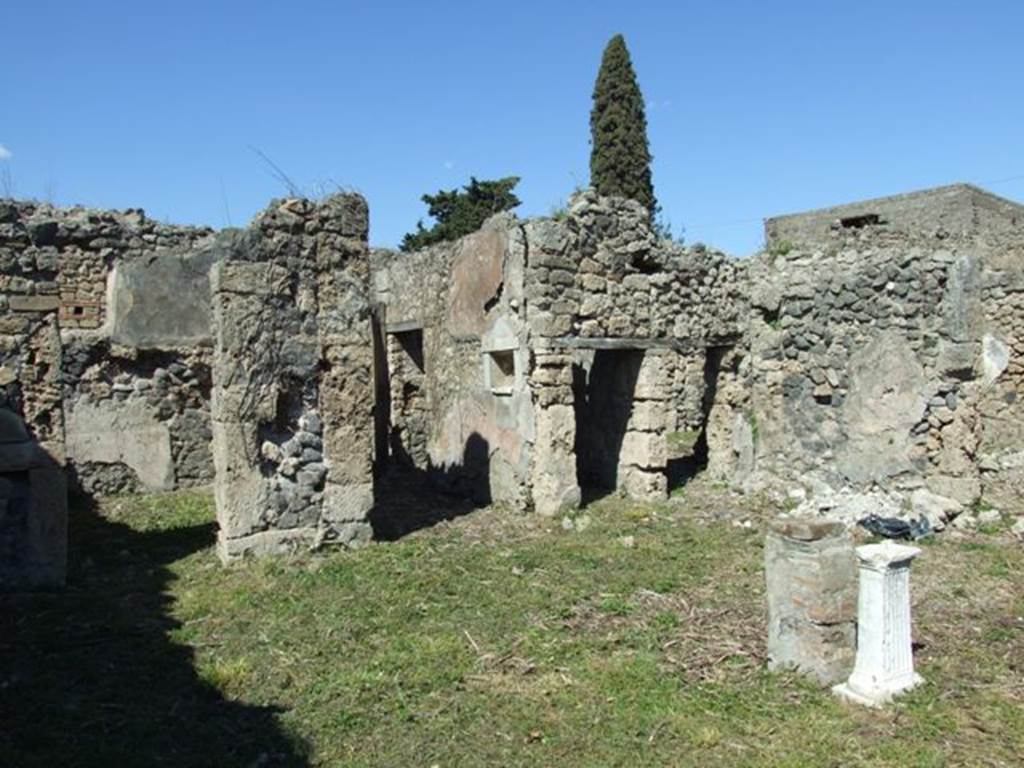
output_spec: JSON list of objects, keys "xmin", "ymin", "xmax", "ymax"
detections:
[
  {"xmin": 666, "ymin": 346, "xmax": 730, "ymax": 491},
  {"xmin": 572, "ymin": 348, "xmax": 644, "ymax": 505}
]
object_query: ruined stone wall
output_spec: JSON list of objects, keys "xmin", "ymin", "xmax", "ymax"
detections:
[
  {"xmin": 0, "ymin": 297, "xmax": 65, "ymax": 472},
  {"xmin": 0, "ymin": 199, "xmax": 216, "ymax": 494},
  {"xmin": 0, "ymin": 200, "xmax": 212, "ymax": 331},
  {"xmin": 61, "ymin": 341, "xmax": 213, "ymax": 493},
  {"xmin": 974, "ymin": 240, "xmax": 1024, "ymax": 508},
  {"xmin": 372, "ymin": 186, "xmax": 1020, "ymax": 520},
  {"xmin": 371, "ymin": 193, "xmax": 750, "ymax": 515},
  {"xmin": 5, "ymin": 179, "xmax": 1014, "ymax": 543},
  {"xmin": 522, "ymin": 190, "xmax": 748, "ymax": 512},
  {"xmin": 525, "ymin": 191, "xmax": 745, "ymax": 345},
  {"xmin": 373, "ymin": 187, "xmax": 1022, "ymax": 521},
  {"xmin": 383, "ymin": 328, "xmax": 430, "ymax": 467},
  {"xmin": 210, "ymin": 195, "xmax": 374, "ymax": 560},
  {"xmin": 371, "ymin": 215, "xmax": 535, "ymax": 508},
  {"xmin": 765, "ymin": 184, "xmax": 1023, "ymax": 252},
  {"xmin": 721, "ymin": 218, "xmax": 1024, "ymax": 518}
]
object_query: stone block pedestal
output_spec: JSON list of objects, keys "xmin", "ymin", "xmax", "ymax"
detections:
[{"xmin": 765, "ymin": 518, "xmax": 857, "ymax": 684}]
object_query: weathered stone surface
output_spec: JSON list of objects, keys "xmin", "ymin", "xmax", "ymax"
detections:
[
  {"xmin": 110, "ymin": 248, "xmax": 217, "ymax": 348},
  {"xmin": 909, "ymin": 488, "xmax": 963, "ymax": 530},
  {"xmin": 447, "ymin": 225, "xmax": 506, "ymax": 336},
  {"xmin": 322, "ymin": 481, "xmax": 374, "ymax": 523},
  {"xmin": 725, "ymin": 184, "xmax": 1024, "ymax": 517},
  {"xmin": 619, "ymin": 431, "xmax": 667, "ymax": 469},
  {"xmin": 65, "ymin": 398, "xmax": 175, "ymax": 491},
  {"xmin": 765, "ymin": 518, "xmax": 856, "ymax": 684},
  {"xmin": 980, "ymin": 333, "xmax": 1010, "ymax": 385},
  {"xmin": 770, "ymin": 518, "xmax": 845, "ymax": 542},
  {"xmin": 210, "ymin": 195, "xmax": 375, "ymax": 562},
  {"xmin": 0, "ymin": 409, "xmax": 67, "ymax": 590},
  {"xmin": 531, "ymin": 403, "xmax": 580, "ymax": 515},
  {"xmin": 8, "ymin": 295, "xmax": 60, "ymax": 312},
  {"xmin": 0, "ymin": 199, "xmax": 216, "ymax": 496},
  {"xmin": 837, "ymin": 334, "xmax": 928, "ymax": 484}
]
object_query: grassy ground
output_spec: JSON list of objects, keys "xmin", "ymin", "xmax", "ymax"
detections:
[{"xmin": 3, "ymin": 484, "xmax": 1023, "ymax": 767}]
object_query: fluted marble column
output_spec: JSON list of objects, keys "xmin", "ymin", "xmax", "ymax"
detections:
[{"xmin": 833, "ymin": 542, "xmax": 923, "ymax": 707}]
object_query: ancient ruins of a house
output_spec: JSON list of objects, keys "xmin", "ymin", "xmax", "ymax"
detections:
[{"xmin": 1, "ymin": 182, "xmax": 1022, "ymax": 580}]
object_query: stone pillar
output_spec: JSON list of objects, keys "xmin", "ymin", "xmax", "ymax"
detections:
[
  {"xmin": 834, "ymin": 542, "xmax": 923, "ymax": 707},
  {"xmin": 764, "ymin": 519, "xmax": 857, "ymax": 684},
  {"xmin": 618, "ymin": 349, "xmax": 670, "ymax": 501},
  {"xmin": 209, "ymin": 195, "xmax": 375, "ymax": 562},
  {"xmin": 529, "ymin": 349, "xmax": 580, "ymax": 516}
]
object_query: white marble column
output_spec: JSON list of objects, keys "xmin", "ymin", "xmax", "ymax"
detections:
[{"xmin": 833, "ymin": 541, "xmax": 923, "ymax": 707}]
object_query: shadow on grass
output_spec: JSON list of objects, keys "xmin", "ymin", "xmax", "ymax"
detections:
[
  {"xmin": 368, "ymin": 463, "xmax": 485, "ymax": 542},
  {"xmin": 370, "ymin": 433, "xmax": 491, "ymax": 542},
  {"xmin": 0, "ymin": 496, "xmax": 310, "ymax": 768}
]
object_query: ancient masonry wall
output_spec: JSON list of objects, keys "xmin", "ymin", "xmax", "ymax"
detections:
[
  {"xmin": 210, "ymin": 195, "xmax": 374, "ymax": 561},
  {"xmin": 726, "ymin": 214, "xmax": 1024, "ymax": 511},
  {"xmin": 977, "ymin": 246, "xmax": 1024, "ymax": 508},
  {"xmin": 370, "ymin": 215, "xmax": 535, "ymax": 508},
  {"xmin": 371, "ymin": 194, "xmax": 748, "ymax": 516},
  {"xmin": 0, "ymin": 199, "xmax": 216, "ymax": 494},
  {"xmin": 3, "ymin": 182, "xmax": 1022, "ymax": 562},
  {"xmin": 765, "ymin": 184, "xmax": 1022, "ymax": 250},
  {"xmin": 522, "ymin": 190, "xmax": 747, "ymax": 513}
]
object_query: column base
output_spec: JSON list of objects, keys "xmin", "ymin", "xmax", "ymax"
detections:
[{"xmin": 832, "ymin": 673, "xmax": 924, "ymax": 708}]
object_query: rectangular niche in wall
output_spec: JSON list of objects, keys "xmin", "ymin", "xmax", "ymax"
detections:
[
  {"xmin": 481, "ymin": 317, "xmax": 522, "ymax": 396},
  {"xmin": 487, "ymin": 350, "xmax": 516, "ymax": 395},
  {"xmin": 389, "ymin": 326, "xmax": 425, "ymax": 373}
]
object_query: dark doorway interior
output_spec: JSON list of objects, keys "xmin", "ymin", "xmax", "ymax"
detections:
[
  {"xmin": 572, "ymin": 348, "xmax": 644, "ymax": 505},
  {"xmin": 666, "ymin": 346, "xmax": 730, "ymax": 491},
  {"xmin": 371, "ymin": 311, "xmax": 390, "ymax": 472}
]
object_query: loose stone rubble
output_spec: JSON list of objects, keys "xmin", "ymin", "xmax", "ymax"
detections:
[{"xmin": 1, "ymin": 181, "xmax": 1022, "ymax": 575}]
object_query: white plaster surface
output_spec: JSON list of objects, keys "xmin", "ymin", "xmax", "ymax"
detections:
[{"xmin": 834, "ymin": 542, "xmax": 923, "ymax": 707}]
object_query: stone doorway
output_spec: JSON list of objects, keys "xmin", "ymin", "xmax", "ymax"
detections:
[
  {"xmin": 572, "ymin": 348, "xmax": 644, "ymax": 504},
  {"xmin": 667, "ymin": 345, "xmax": 731, "ymax": 491},
  {"xmin": 381, "ymin": 323, "xmax": 428, "ymax": 469}
]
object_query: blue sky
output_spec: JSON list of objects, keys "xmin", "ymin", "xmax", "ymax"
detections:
[{"xmin": 3, "ymin": 1, "xmax": 1022, "ymax": 254}]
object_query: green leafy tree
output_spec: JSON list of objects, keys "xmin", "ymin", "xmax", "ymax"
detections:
[
  {"xmin": 589, "ymin": 34, "xmax": 657, "ymax": 218},
  {"xmin": 400, "ymin": 176, "xmax": 521, "ymax": 251}
]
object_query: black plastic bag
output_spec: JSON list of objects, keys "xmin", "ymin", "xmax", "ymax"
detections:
[{"xmin": 858, "ymin": 514, "xmax": 932, "ymax": 541}]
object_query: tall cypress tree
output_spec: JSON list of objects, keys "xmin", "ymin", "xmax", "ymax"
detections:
[{"xmin": 589, "ymin": 34, "xmax": 657, "ymax": 218}]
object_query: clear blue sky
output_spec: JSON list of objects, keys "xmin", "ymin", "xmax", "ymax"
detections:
[{"xmin": 3, "ymin": 1, "xmax": 1022, "ymax": 255}]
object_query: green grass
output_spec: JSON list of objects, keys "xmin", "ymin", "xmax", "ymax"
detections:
[
  {"xmin": 3, "ymin": 489, "xmax": 1023, "ymax": 767},
  {"xmin": 665, "ymin": 429, "xmax": 702, "ymax": 455}
]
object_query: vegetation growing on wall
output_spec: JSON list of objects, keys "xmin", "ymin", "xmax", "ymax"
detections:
[{"xmin": 400, "ymin": 176, "xmax": 521, "ymax": 252}]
